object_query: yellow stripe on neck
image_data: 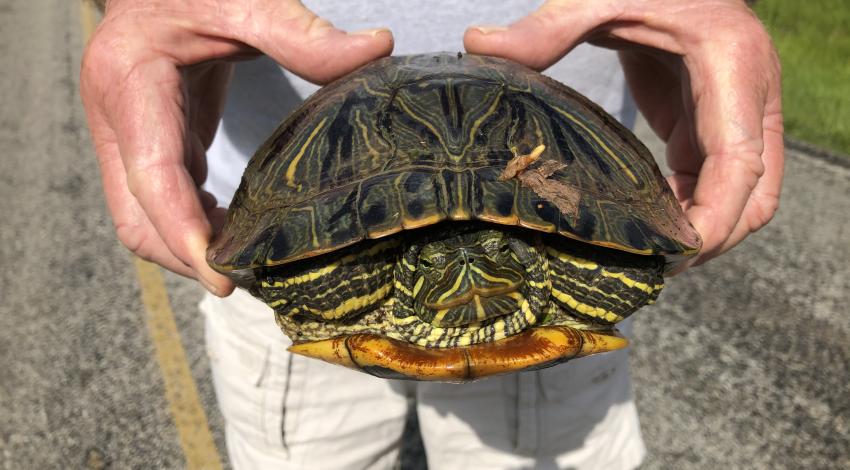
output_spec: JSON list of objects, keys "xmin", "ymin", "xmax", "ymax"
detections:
[{"xmin": 551, "ymin": 287, "xmax": 624, "ymax": 323}]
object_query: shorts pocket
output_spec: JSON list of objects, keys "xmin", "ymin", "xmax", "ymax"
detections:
[
  {"xmin": 203, "ymin": 294, "xmax": 304, "ymax": 456},
  {"xmin": 205, "ymin": 319, "xmax": 273, "ymax": 446},
  {"xmin": 258, "ymin": 343, "xmax": 307, "ymax": 455}
]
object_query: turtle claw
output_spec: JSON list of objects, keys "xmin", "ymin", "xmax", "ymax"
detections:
[{"xmin": 288, "ymin": 326, "xmax": 627, "ymax": 382}]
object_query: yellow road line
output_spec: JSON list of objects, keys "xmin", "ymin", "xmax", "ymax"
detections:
[
  {"xmin": 79, "ymin": 0, "xmax": 98, "ymax": 43},
  {"xmin": 134, "ymin": 259, "xmax": 224, "ymax": 470},
  {"xmin": 80, "ymin": 2, "xmax": 224, "ymax": 468}
]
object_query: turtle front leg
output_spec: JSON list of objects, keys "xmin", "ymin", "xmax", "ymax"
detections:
[
  {"xmin": 545, "ymin": 239, "xmax": 664, "ymax": 325},
  {"xmin": 255, "ymin": 239, "xmax": 399, "ymax": 327}
]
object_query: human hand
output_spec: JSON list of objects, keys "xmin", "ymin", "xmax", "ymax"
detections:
[
  {"xmin": 81, "ymin": 0, "xmax": 393, "ymax": 295},
  {"xmin": 464, "ymin": 0, "xmax": 783, "ymax": 270}
]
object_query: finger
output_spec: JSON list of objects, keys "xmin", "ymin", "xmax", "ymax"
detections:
[
  {"xmin": 149, "ymin": 0, "xmax": 395, "ymax": 83},
  {"xmin": 666, "ymin": 173, "xmax": 698, "ymax": 210},
  {"xmin": 463, "ymin": 0, "xmax": 616, "ymax": 70},
  {"xmin": 104, "ymin": 141, "xmax": 226, "ymax": 281},
  {"xmin": 82, "ymin": 90, "xmax": 199, "ymax": 278},
  {"xmin": 107, "ymin": 58, "xmax": 233, "ymax": 295},
  {"xmin": 618, "ymin": 50, "xmax": 706, "ymax": 178},
  {"xmin": 247, "ymin": 0, "xmax": 394, "ymax": 84},
  {"xmin": 185, "ymin": 63, "xmax": 233, "ymax": 150},
  {"xmin": 618, "ymin": 50, "xmax": 684, "ymax": 142},
  {"xmin": 609, "ymin": 6, "xmax": 782, "ymax": 262},
  {"xmin": 82, "ymin": 30, "xmax": 231, "ymax": 294},
  {"xmin": 679, "ymin": 27, "xmax": 781, "ymax": 261},
  {"xmin": 208, "ymin": 207, "xmax": 229, "ymax": 235},
  {"xmin": 186, "ymin": 130, "xmax": 209, "ymax": 187},
  {"xmin": 97, "ymin": 136, "xmax": 206, "ymax": 280},
  {"xmin": 199, "ymin": 189, "xmax": 218, "ymax": 213},
  {"xmin": 693, "ymin": 110, "xmax": 784, "ymax": 265}
]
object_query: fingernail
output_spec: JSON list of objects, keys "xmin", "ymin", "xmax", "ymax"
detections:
[
  {"xmin": 349, "ymin": 27, "xmax": 391, "ymax": 38},
  {"xmin": 471, "ymin": 25, "xmax": 509, "ymax": 34},
  {"xmin": 198, "ymin": 274, "xmax": 220, "ymax": 296}
]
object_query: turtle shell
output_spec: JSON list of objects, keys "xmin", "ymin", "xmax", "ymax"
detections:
[{"xmin": 207, "ymin": 53, "xmax": 701, "ymax": 277}]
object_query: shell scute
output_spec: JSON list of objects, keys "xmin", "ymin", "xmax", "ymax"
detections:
[{"xmin": 208, "ymin": 53, "xmax": 701, "ymax": 272}]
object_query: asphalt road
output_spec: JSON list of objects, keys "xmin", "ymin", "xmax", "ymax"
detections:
[{"xmin": 1, "ymin": 1, "xmax": 848, "ymax": 469}]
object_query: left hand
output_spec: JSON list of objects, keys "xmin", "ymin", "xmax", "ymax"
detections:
[{"xmin": 464, "ymin": 0, "xmax": 783, "ymax": 271}]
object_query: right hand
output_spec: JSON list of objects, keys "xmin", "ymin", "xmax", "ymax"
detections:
[{"xmin": 81, "ymin": 0, "xmax": 393, "ymax": 296}]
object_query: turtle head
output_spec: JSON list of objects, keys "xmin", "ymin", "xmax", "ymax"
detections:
[{"xmin": 413, "ymin": 229, "xmax": 528, "ymax": 327}]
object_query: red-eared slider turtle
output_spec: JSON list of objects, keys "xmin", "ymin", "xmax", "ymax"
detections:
[{"xmin": 207, "ymin": 53, "xmax": 701, "ymax": 381}]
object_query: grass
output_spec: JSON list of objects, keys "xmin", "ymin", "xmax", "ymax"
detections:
[{"xmin": 754, "ymin": 0, "xmax": 850, "ymax": 156}]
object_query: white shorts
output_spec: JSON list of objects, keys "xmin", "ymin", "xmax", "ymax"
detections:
[{"xmin": 201, "ymin": 289, "xmax": 646, "ymax": 469}]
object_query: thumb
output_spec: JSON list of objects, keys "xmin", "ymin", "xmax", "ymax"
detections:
[
  {"xmin": 247, "ymin": 0, "xmax": 394, "ymax": 83},
  {"xmin": 463, "ymin": 0, "xmax": 612, "ymax": 70}
]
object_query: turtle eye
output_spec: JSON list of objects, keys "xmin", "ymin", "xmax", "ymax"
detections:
[
  {"xmin": 499, "ymin": 243, "xmax": 512, "ymax": 256},
  {"xmin": 420, "ymin": 258, "xmax": 433, "ymax": 269},
  {"xmin": 481, "ymin": 239, "xmax": 502, "ymax": 256}
]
